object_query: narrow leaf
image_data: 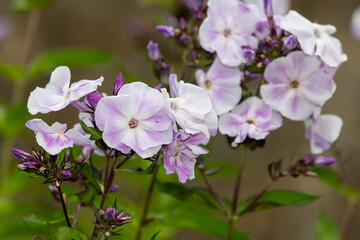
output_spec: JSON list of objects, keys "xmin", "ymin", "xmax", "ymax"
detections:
[
  {"xmin": 80, "ymin": 121, "xmax": 102, "ymax": 141},
  {"xmin": 47, "ymin": 223, "xmax": 89, "ymax": 240},
  {"xmin": 238, "ymin": 190, "xmax": 319, "ymax": 215},
  {"xmin": 0, "ymin": 60, "xmax": 23, "ymax": 82},
  {"xmin": 315, "ymin": 212, "xmax": 341, "ymax": 240},
  {"xmin": 150, "ymin": 229, "xmax": 161, "ymax": 240}
]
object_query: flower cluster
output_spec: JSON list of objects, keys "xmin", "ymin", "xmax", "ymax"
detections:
[
  {"xmin": 94, "ymin": 207, "xmax": 132, "ymax": 237},
  {"xmin": 18, "ymin": 0, "xmax": 344, "ymax": 185}
]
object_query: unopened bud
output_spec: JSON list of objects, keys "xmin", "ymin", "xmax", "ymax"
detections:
[
  {"xmin": 86, "ymin": 91, "xmax": 103, "ymax": 109},
  {"xmin": 147, "ymin": 41, "xmax": 161, "ymax": 61},
  {"xmin": 156, "ymin": 25, "xmax": 175, "ymax": 37},
  {"xmin": 243, "ymin": 47, "xmax": 256, "ymax": 62},
  {"xmin": 283, "ymin": 35, "xmax": 298, "ymax": 51},
  {"xmin": 62, "ymin": 170, "xmax": 72, "ymax": 178},
  {"xmin": 264, "ymin": 0, "xmax": 274, "ymax": 17}
]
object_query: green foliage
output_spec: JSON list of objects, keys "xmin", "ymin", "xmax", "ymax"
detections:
[
  {"xmin": 311, "ymin": 167, "xmax": 358, "ymax": 200},
  {"xmin": 22, "ymin": 211, "xmax": 66, "ymax": 228},
  {"xmin": 315, "ymin": 212, "xmax": 340, "ymax": 240},
  {"xmin": 155, "ymin": 207, "xmax": 250, "ymax": 240},
  {"xmin": 0, "ymin": 60, "xmax": 23, "ymax": 82},
  {"xmin": 156, "ymin": 181, "xmax": 229, "ymax": 212},
  {"xmin": 47, "ymin": 223, "xmax": 89, "ymax": 240},
  {"xmin": 150, "ymin": 229, "xmax": 161, "ymax": 240},
  {"xmin": 28, "ymin": 48, "xmax": 113, "ymax": 80},
  {"xmin": 122, "ymin": 155, "xmax": 162, "ymax": 175},
  {"xmin": 0, "ymin": 104, "xmax": 31, "ymax": 138},
  {"xmin": 238, "ymin": 190, "xmax": 319, "ymax": 215},
  {"xmin": 12, "ymin": 0, "xmax": 52, "ymax": 13},
  {"xmin": 80, "ymin": 121, "xmax": 102, "ymax": 141}
]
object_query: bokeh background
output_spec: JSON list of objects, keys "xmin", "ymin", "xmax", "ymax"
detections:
[{"xmin": 0, "ymin": 0, "xmax": 359, "ymax": 239}]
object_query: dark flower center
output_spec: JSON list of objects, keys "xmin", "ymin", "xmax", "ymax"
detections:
[
  {"xmin": 128, "ymin": 118, "xmax": 138, "ymax": 129},
  {"xmin": 290, "ymin": 80, "xmax": 300, "ymax": 88},
  {"xmin": 246, "ymin": 119, "xmax": 255, "ymax": 124},
  {"xmin": 204, "ymin": 79, "xmax": 212, "ymax": 89},
  {"xmin": 223, "ymin": 28, "xmax": 232, "ymax": 38}
]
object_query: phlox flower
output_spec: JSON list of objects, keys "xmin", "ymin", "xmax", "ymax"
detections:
[
  {"xmin": 195, "ymin": 58, "xmax": 242, "ymax": 115},
  {"xmin": 260, "ymin": 51, "xmax": 336, "ymax": 121},
  {"xmin": 163, "ymin": 74, "xmax": 217, "ymax": 142},
  {"xmin": 350, "ymin": 7, "xmax": 360, "ymax": 41},
  {"xmin": 280, "ymin": 10, "xmax": 347, "ymax": 67},
  {"xmin": 94, "ymin": 82, "xmax": 173, "ymax": 159},
  {"xmin": 219, "ymin": 96, "xmax": 282, "ymax": 147},
  {"xmin": 305, "ymin": 114, "xmax": 343, "ymax": 154},
  {"xmin": 28, "ymin": 66, "xmax": 103, "ymax": 115},
  {"xmin": 26, "ymin": 119, "xmax": 92, "ymax": 155},
  {"xmin": 199, "ymin": 0, "xmax": 260, "ymax": 67},
  {"xmin": 164, "ymin": 130, "xmax": 209, "ymax": 183}
]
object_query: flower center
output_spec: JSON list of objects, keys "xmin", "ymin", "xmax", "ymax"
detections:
[
  {"xmin": 204, "ymin": 79, "xmax": 212, "ymax": 89},
  {"xmin": 128, "ymin": 118, "xmax": 138, "ymax": 129},
  {"xmin": 223, "ymin": 28, "xmax": 232, "ymax": 38},
  {"xmin": 246, "ymin": 119, "xmax": 255, "ymax": 125},
  {"xmin": 56, "ymin": 131, "xmax": 63, "ymax": 135},
  {"xmin": 290, "ymin": 80, "xmax": 300, "ymax": 89}
]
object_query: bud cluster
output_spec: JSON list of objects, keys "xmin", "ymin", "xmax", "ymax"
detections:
[{"xmin": 94, "ymin": 207, "xmax": 132, "ymax": 237}]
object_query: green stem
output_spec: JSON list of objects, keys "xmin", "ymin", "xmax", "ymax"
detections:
[
  {"xmin": 57, "ymin": 185, "xmax": 71, "ymax": 227},
  {"xmin": 136, "ymin": 166, "xmax": 159, "ymax": 240},
  {"xmin": 227, "ymin": 146, "xmax": 247, "ymax": 240},
  {"xmin": 239, "ymin": 182, "xmax": 273, "ymax": 215}
]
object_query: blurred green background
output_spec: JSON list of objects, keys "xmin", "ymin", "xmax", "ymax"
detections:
[{"xmin": 0, "ymin": 0, "xmax": 359, "ymax": 239}]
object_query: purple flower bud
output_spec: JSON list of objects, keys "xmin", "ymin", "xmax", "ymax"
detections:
[
  {"xmin": 194, "ymin": 8, "xmax": 202, "ymax": 20},
  {"xmin": 314, "ymin": 156, "xmax": 336, "ymax": 166},
  {"xmin": 283, "ymin": 35, "xmax": 298, "ymax": 51},
  {"xmin": 180, "ymin": 35, "xmax": 189, "ymax": 43},
  {"xmin": 98, "ymin": 209, "xmax": 105, "ymax": 216},
  {"xmin": 243, "ymin": 47, "xmax": 256, "ymax": 62},
  {"xmin": 264, "ymin": 0, "xmax": 274, "ymax": 17},
  {"xmin": 17, "ymin": 163, "xmax": 27, "ymax": 171},
  {"xmin": 113, "ymin": 73, "xmax": 125, "ymax": 95},
  {"xmin": 109, "ymin": 184, "xmax": 120, "ymax": 192},
  {"xmin": 190, "ymin": 50, "xmax": 198, "ymax": 60},
  {"xmin": 62, "ymin": 170, "xmax": 72, "ymax": 178},
  {"xmin": 23, "ymin": 161, "xmax": 39, "ymax": 169},
  {"xmin": 263, "ymin": 58, "xmax": 271, "ymax": 66},
  {"xmin": 269, "ymin": 39, "xmax": 278, "ymax": 47},
  {"xmin": 86, "ymin": 91, "xmax": 103, "ymax": 109},
  {"xmin": 12, "ymin": 149, "xmax": 33, "ymax": 162},
  {"xmin": 71, "ymin": 100, "xmax": 94, "ymax": 113},
  {"xmin": 147, "ymin": 41, "xmax": 161, "ymax": 61},
  {"xmin": 162, "ymin": 64, "xmax": 171, "ymax": 75},
  {"xmin": 303, "ymin": 170, "xmax": 317, "ymax": 177},
  {"xmin": 105, "ymin": 207, "xmax": 118, "ymax": 221},
  {"xmin": 156, "ymin": 25, "xmax": 175, "ymax": 37},
  {"xmin": 64, "ymin": 162, "xmax": 72, "ymax": 170},
  {"xmin": 154, "ymin": 84, "xmax": 162, "ymax": 91},
  {"xmin": 179, "ymin": 17, "xmax": 187, "ymax": 31}
]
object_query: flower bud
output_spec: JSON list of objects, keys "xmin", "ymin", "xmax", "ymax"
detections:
[
  {"xmin": 147, "ymin": 41, "xmax": 161, "ymax": 61},
  {"xmin": 313, "ymin": 156, "xmax": 336, "ymax": 166},
  {"xmin": 12, "ymin": 149, "xmax": 33, "ymax": 162},
  {"xmin": 156, "ymin": 25, "xmax": 175, "ymax": 37},
  {"xmin": 283, "ymin": 34, "xmax": 298, "ymax": 51},
  {"xmin": 179, "ymin": 17, "xmax": 187, "ymax": 31},
  {"xmin": 194, "ymin": 8, "xmax": 202, "ymax": 20},
  {"xmin": 109, "ymin": 184, "xmax": 120, "ymax": 192},
  {"xmin": 71, "ymin": 100, "xmax": 94, "ymax": 113},
  {"xmin": 104, "ymin": 231, "xmax": 111, "ymax": 237},
  {"xmin": 17, "ymin": 163, "xmax": 27, "ymax": 171},
  {"xmin": 180, "ymin": 35, "xmax": 189, "ymax": 43},
  {"xmin": 243, "ymin": 47, "xmax": 256, "ymax": 62},
  {"xmin": 64, "ymin": 161, "xmax": 72, "ymax": 170},
  {"xmin": 105, "ymin": 207, "xmax": 118, "ymax": 221},
  {"xmin": 62, "ymin": 170, "xmax": 72, "ymax": 178},
  {"xmin": 264, "ymin": 0, "xmax": 274, "ymax": 17},
  {"xmin": 86, "ymin": 91, "xmax": 103, "ymax": 109},
  {"xmin": 113, "ymin": 73, "xmax": 125, "ymax": 95}
]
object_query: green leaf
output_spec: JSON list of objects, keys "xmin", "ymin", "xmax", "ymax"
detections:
[
  {"xmin": 12, "ymin": 0, "xmax": 52, "ymax": 13},
  {"xmin": 80, "ymin": 121, "xmax": 102, "ymax": 141},
  {"xmin": 238, "ymin": 190, "xmax": 319, "ymax": 215},
  {"xmin": 150, "ymin": 229, "xmax": 161, "ymax": 240},
  {"xmin": 77, "ymin": 182, "xmax": 98, "ymax": 206},
  {"xmin": 80, "ymin": 163, "xmax": 104, "ymax": 193},
  {"xmin": 155, "ymin": 208, "xmax": 250, "ymax": 240},
  {"xmin": 122, "ymin": 155, "xmax": 162, "ymax": 175},
  {"xmin": 315, "ymin": 212, "xmax": 340, "ymax": 240},
  {"xmin": 0, "ymin": 60, "xmax": 23, "ymax": 82},
  {"xmin": 28, "ymin": 48, "xmax": 113, "ymax": 79},
  {"xmin": 22, "ymin": 211, "xmax": 66, "ymax": 228},
  {"xmin": 311, "ymin": 167, "xmax": 358, "ymax": 200},
  {"xmin": 156, "ymin": 181, "xmax": 229, "ymax": 212},
  {"xmin": 47, "ymin": 223, "xmax": 89, "ymax": 240},
  {"xmin": 0, "ymin": 104, "xmax": 31, "ymax": 138}
]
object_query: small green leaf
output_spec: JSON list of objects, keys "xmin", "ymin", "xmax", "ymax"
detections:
[
  {"xmin": 156, "ymin": 181, "xmax": 228, "ymax": 212},
  {"xmin": 47, "ymin": 223, "xmax": 89, "ymax": 240},
  {"xmin": 77, "ymin": 182, "xmax": 98, "ymax": 206},
  {"xmin": 0, "ymin": 60, "xmax": 23, "ymax": 82},
  {"xmin": 150, "ymin": 229, "xmax": 161, "ymax": 240},
  {"xmin": 315, "ymin": 212, "xmax": 340, "ymax": 240},
  {"xmin": 311, "ymin": 167, "xmax": 358, "ymax": 200},
  {"xmin": 238, "ymin": 190, "xmax": 319, "ymax": 215},
  {"xmin": 122, "ymin": 155, "xmax": 162, "ymax": 175},
  {"xmin": 80, "ymin": 121, "xmax": 102, "ymax": 141},
  {"xmin": 244, "ymin": 64, "xmax": 264, "ymax": 74},
  {"xmin": 80, "ymin": 163, "xmax": 104, "ymax": 193},
  {"xmin": 22, "ymin": 211, "xmax": 65, "ymax": 228},
  {"xmin": 28, "ymin": 48, "xmax": 113, "ymax": 80}
]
